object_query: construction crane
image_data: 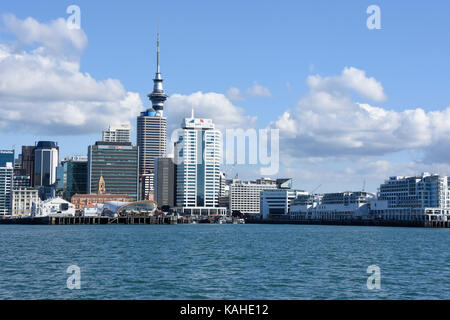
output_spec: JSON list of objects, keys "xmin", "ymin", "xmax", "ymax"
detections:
[{"xmin": 310, "ymin": 184, "xmax": 322, "ymax": 195}]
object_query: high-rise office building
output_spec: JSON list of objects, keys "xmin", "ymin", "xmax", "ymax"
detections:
[
  {"xmin": 87, "ymin": 141, "xmax": 139, "ymax": 200},
  {"xmin": 0, "ymin": 150, "xmax": 14, "ymax": 167},
  {"xmin": 34, "ymin": 141, "xmax": 59, "ymax": 187},
  {"xmin": 21, "ymin": 146, "xmax": 36, "ymax": 186},
  {"xmin": 154, "ymin": 157, "xmax": 176, "ymax": 208},
  {"xmin": 174, "ymin": 111, "xmax": 224, "ymax": 215},
  {"xmin": 59, "ymin": 156, "xmax": 88, "ymax": 201},
  {"xmin": 0, "ymin": 162, "xmax": 13, "ymax": 216},
  {"xmin": 137, "ymin": 33, "xmax": 168, "ymax": 200},
  {"xmin": 102, "ymin": 123, "xmax": 131, "ymax": 143}
]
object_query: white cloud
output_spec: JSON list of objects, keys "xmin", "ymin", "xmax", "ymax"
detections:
[
  {"xmin": 225, "ymin": 87, "xmax": 244, "ymax": 102},
  {"xmin": 245, "ymin": 82, "xmax": 272, "ymax": 98},
  {"xmin": 226, "ymin": 82, "xmax": 272, "ymax": 102},
  {"xmin": 2, "ymin": 14, "xmax": 87, "ymax": 54},
  {"xmin": 307, "ymin": 67, "xmax": 387, "ymax": 102},
  {"xmin": 272, "ymin": 67, "xmax": 450, "ymax": 164},
  {"xmin": 165, "ymin": 91, "xmax": 257, "ymax": 134},
  {"xmin": 0, "ymin": 14, "xmax": 142, "ymax": 135}
]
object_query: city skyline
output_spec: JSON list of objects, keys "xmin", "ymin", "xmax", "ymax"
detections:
[{"xmin": 2, "ymin": 1, "xmax": 450, "ymax": 193}]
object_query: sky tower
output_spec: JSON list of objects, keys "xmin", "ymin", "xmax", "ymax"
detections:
[{"xmin": 137, "ymin": 33, "xmax": 168, "ymax": 200}]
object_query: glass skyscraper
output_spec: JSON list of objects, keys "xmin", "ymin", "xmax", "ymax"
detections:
[
  {"xmin": 0, "ymin": 150, "xmax": 14, "ymax": 168},
  {"xmin": 58, "ymin": 156, "xmax": 88, "ymax": 201},
  {"xmin": 34, "ymin": 141, "xmax": 59, "ymax": 187},
  {"xmin": 87, "ymin": 141, "xmax": 139, "ymax": 200}
]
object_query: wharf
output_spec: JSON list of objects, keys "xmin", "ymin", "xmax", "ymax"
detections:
[
  {"xmin": 0, "ymin": 215, "xmax": 183, "ymax": 225},
  {"xmin": 246, "ymin": 217, "xmax": 450, "ymax": 228}
]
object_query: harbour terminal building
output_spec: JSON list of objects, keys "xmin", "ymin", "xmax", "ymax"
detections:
[
  {"xmin": 267, "ymin": 173, "xmax": 450, "ymax": 223},
  {"xmin": 289, "ymin": 192, "xmax": 374, "ymax": 220},
  {"xmin": 369, "ymin": 173, "xmax": 450, "ymax": 222}
]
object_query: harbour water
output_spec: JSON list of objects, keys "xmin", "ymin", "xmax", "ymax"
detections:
[{"xmin": 0, "ymin": 224, "xmax": 449, "ymax": 299}]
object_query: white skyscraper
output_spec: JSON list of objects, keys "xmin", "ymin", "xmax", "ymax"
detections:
[
  {"xmin": 137, "ymin": 33, "xmax": 167, "ymax": 200},
  {"xmin": 102, "ymin": 123, "xmax": 131, "ymax": 143},
  {"xmin": 174, "ymin": 111, "xmax": 225, "ymax": 215},
  {"xmin": 0, "ymin": 162, "xmax": 13, "ymax": 216}
]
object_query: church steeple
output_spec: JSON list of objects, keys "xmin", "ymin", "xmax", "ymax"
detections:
[
  {"xmin": 148, "ymin": 32, "xmax": 168, "ymax": 117},
  {"xmin": 98, "ymin": 175, "xmax": 106, "ymax": 195}
]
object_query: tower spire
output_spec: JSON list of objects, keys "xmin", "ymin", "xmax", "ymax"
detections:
[
  {"xmin": 156, "ymin": 31, "xmax": 160, "ymax": 74},
  {"xmin": 148, "ymin": 29, "xmax": 167, "ymax": 116}
]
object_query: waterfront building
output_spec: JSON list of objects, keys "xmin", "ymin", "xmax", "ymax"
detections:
[
  {"xmin": 290, "ymin": 192, "xmax": 374, "ymax": 220},
  {"xmin": 137, "ymin": 33, "xmax": 167, "ymax": 200},
  {"xmin": 31, "ymin": 197, "xmax": 75, "ymax": 217},
  {"xmin": 0, "ymin": 162, "xmax": 13, "ymax": 216},
  {"xmin": 87, "ymin": 141, "xmax": 139, "ymax": 200},
  {"xmin": 230, "ymin": 178, "xmax": 280, "ymax": 215},
  {"xmin": 71, "ymin": 191, "xmax": 134, "ymax": 211},
  {"xmin": 154, "ymin": 157, "xmax": 176, "ymax": 208},
  {"xmin": 11, "ymin": 188, "xmax": 39, "ymax": 216},
  {"xmin": 100, "ymin": 200, "xmax": 157, "ymax": 217},
  {"xmin": 174, "ymin": 111, "xmax": 225, "ymax": 216},
  {"xmin": 102, "ymin": 123, "xmax": 131, "ymax": 143},
  {"xmin": 34, "ymin": 141, "xmax": 59, "ymax": 187},
  {"xmin": 21, "ymin": 146, "xmax": 36, "ymax": 186},
  {"xmin": 12, "ymin": 169, "xmax": 31, "ymax": 190},
  {"xmin": 58, "ymin": 156, "xmax": 88, "ymax": 201},
  {"xmin": 370, "ymin": 173, "xmax": 450, "ymax": 222},
  {"xmin": 0, "ymin": 150, "xmax": 14, "ymax": 167},
  {"xmin": 260, "ymin": 189, "xmax": 308, "ymax": 219}
]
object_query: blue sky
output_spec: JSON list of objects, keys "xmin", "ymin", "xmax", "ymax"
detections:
[{"xmin": 1, "ymin": 1, "xmax": 450, "ymax": 193}]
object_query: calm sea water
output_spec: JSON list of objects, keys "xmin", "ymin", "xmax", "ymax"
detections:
[{"xmin": 0, "ymin": 224, "xmax": 449, "ymax": 299}]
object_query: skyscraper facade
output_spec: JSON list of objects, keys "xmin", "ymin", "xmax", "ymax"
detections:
[
  {"xmin": 34, "ymin": 141, "xmax": 59, "ymax": 187},
  {"xmin": 174, "ymin": 112, "xmax": 223, "ymax": 214},
  {"xmin": 60, "ymin": 156, "xmax": 88, "ymax": 201},
  {"xmin": 102, "ymin": 123, "xmax": 131, "ymax": 143},
  {"xmin": 0, "ymin": 162, "xmax": 13, "ymax": 216},
  {"xmin": 137, "ymin": 33, "xmax": 168, "ymax": 200},
  {"xmin": 21, "ymin": 146, "xmax": 36, "ymax": 187},
  {"xmin": 154, "ymin": 156, "xmax": 176, "ymax": 208},
  {"xmin": 87, "ymin": 141, "xmax": 139, "ymax": 200},
  {"xmin": 0, "ymin": 150, "xmax": 14, "ymax": 167}
]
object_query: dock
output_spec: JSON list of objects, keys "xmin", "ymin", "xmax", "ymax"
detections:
[
  {"xmin": 0, "ymin": 215, "xmax": 184, "ymax": 225},
  {"xmin": 246, "ymin": 216, "xmax": 450, "ymax": 228}
]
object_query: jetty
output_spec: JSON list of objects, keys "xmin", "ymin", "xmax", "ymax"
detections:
[
  {"xmin": 0, "ymin": 215, "xmax": 184, "ymax": 225},
  {"xmin": 246, "ymin": 216, "xmax": 450, "ymax": 228}
]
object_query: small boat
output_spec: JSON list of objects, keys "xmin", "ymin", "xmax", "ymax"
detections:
[
  {"xmin": 233, "ymin": 218, "xmax": 245, "ymax": 224},
  {"xmin": 216, "ymin": 217, "xmax": 226, "ymax": 224}
]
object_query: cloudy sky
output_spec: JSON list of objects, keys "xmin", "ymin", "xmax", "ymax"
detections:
[{"xmin": 1, "ymin": 0, "xmax": 450, "ymax": 193}]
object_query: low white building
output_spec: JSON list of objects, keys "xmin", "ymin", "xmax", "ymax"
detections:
[
  {"xmin": 11, "ymin": 188, "xmax": 39, "ymax": 217},
  {"xmin": 290, "ymin": 192, "xmax": 374, "ymax": 220},
  {"xmin": 260, "ymin": 189, "xmax": 308, "ymax": 219},
  {"xmin": 230, "ymin": 179, "xmax": 278, "ymax": 215},
  {"xmin": 31, "ymin": 197, "xmax": 76, "ymax": 217}
]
